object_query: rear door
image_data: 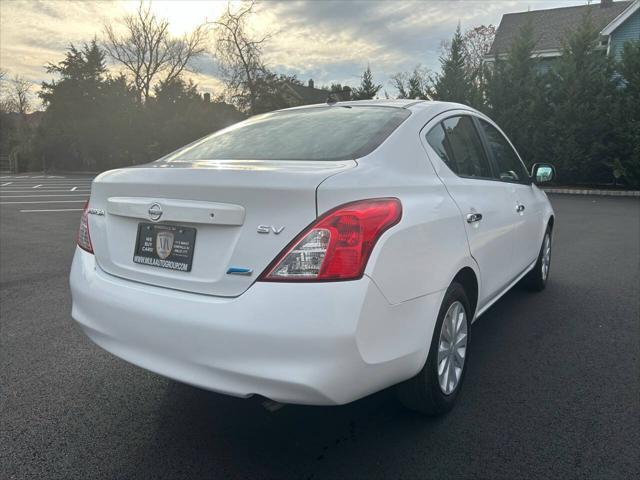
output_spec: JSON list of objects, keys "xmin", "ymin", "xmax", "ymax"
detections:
[
  {"xmin": 475, "ymin": 118, "xmax": 544, "ymax": 272},
  {"xmin": 421, "ymin": 114, "xmax": 517, "ymax": 303}
]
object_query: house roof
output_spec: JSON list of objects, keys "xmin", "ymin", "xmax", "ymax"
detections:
[
  {"xmin": 284, "ymin": 83, "xmax": 332, "ymax": 104},
  {"xmin": 601, "ymin": 0, "xmax": 640, "ymax": 34},
  {"xmin": 488, "ymin": 1, "xmax": 632, "ymax": 56}
]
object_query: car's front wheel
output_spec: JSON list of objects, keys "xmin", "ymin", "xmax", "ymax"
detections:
[{"xmin": 396, "ymin": 282, "xmax": 470, "ymax": 415}]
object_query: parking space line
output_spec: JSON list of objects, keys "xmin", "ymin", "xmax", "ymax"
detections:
[
  {"xmin": 1, "ymin": 186, "xmax": 92, "ymax": 190},
  {"xmin": 0, "ymin": 178, "xmax": 93, "ymax": 181},
  {"xmin": 0, "ymin": 189, "xmax": 91, "ymax": 193},
  {"xmin": 0, "ymin": 200, "xmax": 87, "ymax": 204},
  {"xmin": 0, "ymin": 183, "xmax": 92, "ymax": 185},
  {"xmin": 0, "ymin": 194, "xmax": 89, "ymax": 198},
  {"xmin": 2, "ymin": 183, "xmax": 93, "ymax": 186},
  {"xmin": 20, "ymin": 208, "xmax": 84, "ymax": 213},
  {"xmin": 0, "ymin": 175, "xmax": 68, "ymax": 178}
]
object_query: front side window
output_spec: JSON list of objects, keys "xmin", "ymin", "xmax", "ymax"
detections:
[
  {"xmin": 439, "ymin": 116, "xmax": 492, "ymax": 178},
  {"xmin": 161, "ymin": 106, "xmax": 410, "ymax": 162},
  {"xmin": 478, "ymin": 119, "xmax": 529, "ymax": 183}
]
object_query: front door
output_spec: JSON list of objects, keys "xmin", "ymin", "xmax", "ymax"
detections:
[{"xmin": 476, "ymin": 118, "xmax": 545, "ymax": 273}]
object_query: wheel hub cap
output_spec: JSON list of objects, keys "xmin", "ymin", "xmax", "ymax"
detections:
[
  {"xmin": 541, "ymin": 234, "xmax": 551, "ymax": 281},
  {"xmin": 437, "ymin": 301, "xmax": 468, "ymax": 395}
]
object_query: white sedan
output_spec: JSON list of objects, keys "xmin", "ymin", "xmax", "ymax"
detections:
[{"xmin": 70, "ymin": 100, "xmax": 555, "ymax": 415}]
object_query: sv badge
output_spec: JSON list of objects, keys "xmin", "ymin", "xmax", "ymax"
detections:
[{"xmin": 257, "ymin": 225, "xmax": 285, "ymax": 235}]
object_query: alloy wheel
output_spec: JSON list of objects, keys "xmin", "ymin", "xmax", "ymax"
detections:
[
  {"xmin": 437, "ymin": 301, "xmax": 468, "ymax": 395},
  {"xmin": 541, "ymin": 233, "xmax": 551, "ymax": 281}
]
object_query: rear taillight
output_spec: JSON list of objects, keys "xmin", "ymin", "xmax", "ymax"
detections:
[
  {"xmin": 259, "ymin": 198, "xmax": 402, "ymax": 282},
  {"xmin": 77, "ymin": 200, "xmax": 93, "ymax": 253}
]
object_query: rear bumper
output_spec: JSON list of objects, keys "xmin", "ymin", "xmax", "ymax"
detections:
[{"xmin": 70, "ymin": 248, "xmax": 441, "ymax": 405}]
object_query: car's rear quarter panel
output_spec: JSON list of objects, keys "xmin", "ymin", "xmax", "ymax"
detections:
[{"xmin": 316, "ymin": 113, "xmax": 473, "ymax": 307}]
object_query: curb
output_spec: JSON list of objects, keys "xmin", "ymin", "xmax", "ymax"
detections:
[{"xmin": 543, "ymin": 188, "xmax": 640, "ymax": 197}]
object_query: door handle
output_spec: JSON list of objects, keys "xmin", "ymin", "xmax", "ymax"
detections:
[
  {"xmin": 466, "ymin": 212, "xmax": 483, "ymax": 223},
  {"xmin": 516, "ymin": 204, "xmax": 526, "ymax": 213}
]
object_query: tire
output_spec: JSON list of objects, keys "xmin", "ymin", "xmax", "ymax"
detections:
[
  {"xmin": 522, "ymin": 227, "xmax": 552, "ymax": 292},
  {"xmin": 396, "ymin": 282, "xmax": 471, "ymax": 415}
]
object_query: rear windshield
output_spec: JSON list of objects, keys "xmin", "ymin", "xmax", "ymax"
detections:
[{"xmin": 162, "ymin": 106, "xmax": 410, "ymax": 162}]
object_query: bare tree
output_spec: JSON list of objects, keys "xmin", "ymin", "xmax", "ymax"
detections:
[
  {"xmin": 103, "ymin": 1, "xmax": 207, "ymax": 102},
  {"xmin": 211, "ymin": 1, "xmax": 271, "ymax": 113},
  {"xmin": 438, "ymin": 25, "xmax": 495, "ymax": 79},
  {"xmin": 0, "ymin": 69, "xmax": 10, "ymax": 114},
  {"xmin": 462, "ymin": 25, "xmax": 496, "ymax": 77},
  {"xmin": 391, "ymin": 66, "xmax": 432, "ymax": 99},
  {"xmin": 6, "ymin": 75, "xmax": 33, "ymax": 115}
]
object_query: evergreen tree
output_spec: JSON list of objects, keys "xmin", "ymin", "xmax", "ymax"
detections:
[
  {"xmin": 38, "ymin": 40, "xmax": 141, "ymax": 170},
  {"xmin": 618, "ymin": 41, "xmax": 640, "ymax": 98},
  {"xmin": 147, "ymin": 78, "xmax": 244, "ymax": 158},
  {"xmin": 407, "ymin": 68, "xmax": 431, "ymax": 99},
  {"xmin": 352, "ymin": 65, "xmax": 382, "ymax": 100},
  {"xmin": 483, "ymin": 22, "xmax": 551, "ymax": 169},
  {"xmin": 433, "ymin": 25, "xmax": 472, "ymax": 103},
  {"xmin": 614, "ymin": 41, "xmax": 640, "ymax": 186},
  {"xmin": 547, "ymin": 13, "xmax": 621, "ymax": 184},
  {"xmin": 36, "ymin": 41, "xmax": 243, "ymax": 171}
]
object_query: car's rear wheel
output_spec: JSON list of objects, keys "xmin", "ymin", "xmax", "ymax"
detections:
[
  {"xmin": 523, "ymin": 228, "xmax": 552, "ymax": 291},
  {"xmin": 396, "ymin": 282, "xmax": 470, "ymax": 415}
]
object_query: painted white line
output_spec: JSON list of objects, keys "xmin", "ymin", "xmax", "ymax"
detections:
[
  {"xmin": 2, "ymin": 183, "xmax": 93, "ymax": 186},
  {"xmin": 3, "ymin": 178, "xmax": 91, "ymax": 180},
  {"xmin": 0, "ymin": 194, "xmax": 89, "ymax": 198},
  {"xmin": 0, "ymin": 185, "xmax": 92, "ymax": 187},
  {"xmin": 0, "ymin": 189, "xmax": 91, "ymax": 193},
  {"xmin": 6, "ymin": 178, "xmax": 92, "ymax": 180},
  {"xmin": 1, "ymin": 186, "xmax": 93, "ymax": 189},
  {"xmin": 71, "ymin": 186, "xmax": 77, "ymax": 191},
  {"xmin": 1, "ymin": 178, "xmax": 92, "ymax": 180},
  {"xmin": 0, "ymin": 200, "xmax": 87, "ymax": 204},
  {"xmin": 20, "ymin": 208, "xmax": 84, "ymax": 213},
  {"xmin": 2, "ymin": 185, "xmax": 92, "ymax": 189},
  {"xmin": 0, "ymin": 175, "xmax": 70, "ymax": 178},
  {"xmin": 1, "ymin": 182, "xmax": 12, "ymax": 186},
  {"xmin": 5, "ymin": 180, "xmax": 93, "ymax": 183}
]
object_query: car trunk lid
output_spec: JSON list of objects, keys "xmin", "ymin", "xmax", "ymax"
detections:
[{"xmin": 88, "ymin": 159, "xmax": 355, "ymax": 296}]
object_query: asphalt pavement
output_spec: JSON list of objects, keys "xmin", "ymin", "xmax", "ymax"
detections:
[{"xmin": 1, "ymin": 178, "xmax": 639, "ymax": 479}]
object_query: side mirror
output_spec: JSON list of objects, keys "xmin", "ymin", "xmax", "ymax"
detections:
[{"xmin": 531, "ymin": 163, "xmax": 555, "ymax": 184}]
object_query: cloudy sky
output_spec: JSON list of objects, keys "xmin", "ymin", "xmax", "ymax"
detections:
[{"xmin": 1, "ymin": 0, "xmax": 587, "ymax": 103}]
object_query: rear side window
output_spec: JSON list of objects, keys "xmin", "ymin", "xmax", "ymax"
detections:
[
  {"xmin": 425, "ymin": 124, "xmax": 456, "ymax": 171},
  {"xmin": 162, "ymin": 106, "xmax": 410, "ymax": 162},
  {"xmin": 478, "ymin": 119, "xmax": 529, "ymax": 183},
  {"xmin": 426, "ymin": 116, "xmax": 492, "ymax": 179}
]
